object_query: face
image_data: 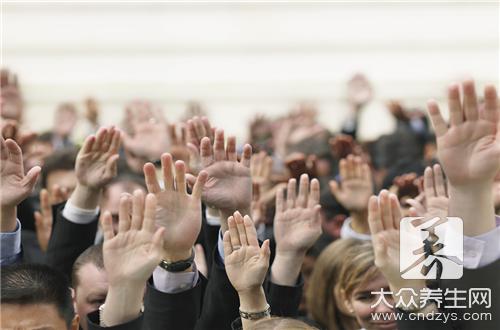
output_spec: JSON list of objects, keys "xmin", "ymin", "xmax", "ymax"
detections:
[
  {"xmin": 74, "ymin": 263, "xmax": 108, "ymax": 330},
  {"xmin": 345, "ymin": 272, "xmax": 397, "ymax": 330},
  {"xmin": 47, "ymin": 170, "xmax": 77, "ymax": 195},
  {"xmin": 101, "ymin": 181, "xmax": 146, "ymax": 233},
  {"xmin": 1, "ymin": 303, "xmax": 79, "ymax": 330}
]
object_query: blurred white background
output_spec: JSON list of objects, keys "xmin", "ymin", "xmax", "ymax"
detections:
[{"xmin": 2, "ymin": 1, "xmax": 499, "ymax": 140}]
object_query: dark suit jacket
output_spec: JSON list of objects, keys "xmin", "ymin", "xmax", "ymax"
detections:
[{"xmin": 45, "ymin": 203, "xmax": 98, "ymax": 281}]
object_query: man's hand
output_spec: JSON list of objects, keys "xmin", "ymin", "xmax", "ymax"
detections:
[
  {"xmin": 188, "ymin": 129, "xmax": 252, "ymax": 232},
  {"xmin": 251, "ymin": 151, "xmax": 273, "ymax": 193},
  {"xmin": 70, "ymin": 126, "xmax": 121, "ymax": 209},
  {"xmin": 224, "ymin": 211, "xmax": 270, "ymax": 294},
  {"xmin": 34, "ymin": 186, "xmax": 70, "ymax": 252},
  {"xmin": 427, "ymin": 80, "xmax": 499, "ymax": 236},
  {"xmin": 272, "ymin": 174, "xmax": 321, "ymax": 286},
  {"xmin": 406, "ymin": 164, "xmax": 449, "ymax": 220},
  {"xmin": 143, "ymin": 153, "xmax": 208, "ymax": 262},
  {"xmin": 101, "ymin": 191, "xmax": 165, "ymax": 326},
  {"xmin": 1, "ymin": 137, "xmax": 41, "ymax": 231},
  {"xmin": 330, "ymin": 155, "xmax": 373, "ymax": 212}
]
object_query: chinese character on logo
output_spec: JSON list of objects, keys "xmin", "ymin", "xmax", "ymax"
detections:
[
  {"xmin": 400, "ymin": 217, "xmax": 463, "ymax": 279},
  {"xmin": 469, "ymin": 288, "xmax": 491, "ymax": 309}
]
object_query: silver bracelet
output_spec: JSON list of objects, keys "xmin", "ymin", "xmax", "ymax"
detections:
[{"xmin": 239, "ymin": 304, "xmax": 271, "ymax": 320}]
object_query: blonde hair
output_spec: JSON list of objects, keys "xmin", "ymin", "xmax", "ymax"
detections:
[
  {"xmin": 306, "ymin": 238, "xmax": 379, "ymax": 330},
  {"xmin": 249, "ymin": 317, "xmax": 318, "ymax": 330}
]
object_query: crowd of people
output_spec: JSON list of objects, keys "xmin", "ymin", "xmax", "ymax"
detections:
[{"xmin": 1, "ymin": 68, "xmax": 499, "ymax": 330}]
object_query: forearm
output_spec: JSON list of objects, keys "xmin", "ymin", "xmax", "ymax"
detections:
[
  {"xmin": 448, "ymin": 184, "xmax": 495, "ymax": 236},
  {"xmin": 69, "ymin": 184, "xmax": 101, "ymax": 210},
  {"xmin": 350, "ymin": 209, "xmax": 370, "ymax": 235},
  {"xmin": 1, "ymin": 206, "xmax": 17, "ymax": 232},
  {"xmin": 238, "ymin": 287, "xmax": 270, "ymax": 330},
  {"xmin": 271, "ymin": 251, "xmax": 304, "ymax": 286},
  {"xmin": 102, "ymin": 284, "xmax": 144, "ymax": 327}
]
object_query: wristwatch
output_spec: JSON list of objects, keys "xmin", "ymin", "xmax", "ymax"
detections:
[
  {"xmin": 239, "ymin": 304, "xmax": 271, "ymax": 320},
  {"xmin": 158, "ymin": 248, "xmax": 195, "ymax": 272}
]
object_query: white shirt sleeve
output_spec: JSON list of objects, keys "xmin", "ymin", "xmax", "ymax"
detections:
[
  {"xmin": 62, "ymin": 201, "xmax": 99, "ymax": 224},
  {"xmin": 152, "ymin": 264, "xmax": 199, "ymax": 294},
  {"xmin": 463, "ymin": 222, "xmax": 500, "ymax": 269},
  {"xmin": 340, "ymin": 217, "xmax": 372, "ymax": 241}
]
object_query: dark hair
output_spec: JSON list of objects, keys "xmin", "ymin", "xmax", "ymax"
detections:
[
  {"xmin": 71, "ymin": 244, "xmax": 104, "ymax": 288},
  {"xmin": 1, "ymin": 263, "xmax": 75, "ymax": 328},
  {"xmin": 40, "ymin": 147, "xmax": 79, "ymax": 188}
]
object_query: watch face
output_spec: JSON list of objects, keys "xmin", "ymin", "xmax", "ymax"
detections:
[{"xmin": 159, "ymin": 260, "xmax": 193, "ymax": 272}]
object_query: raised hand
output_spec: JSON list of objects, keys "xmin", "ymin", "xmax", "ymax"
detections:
[
  {"xmin": 167, "ymin": 123, "xmax": 190, "ymax": 163},
  {"xmin": 33, "ymin": 186, "xmax": 70, "ymax": 252},
  {"xmin": 329, "ymin": 155, "xmax": 373, "ymax": 212},
  {"xmin": 224, "ymin": 212, "xmax": 270, "ymax": 294},
  {"xmin": 1, "ymin": 137, "xmax": 41, "ymax": 231},
  {"xmin": 406, "ymin": 164, "xmax": 448, "ymax": 220},
  {"xmin": 272, "ymin": 174, "xmax": 321, "ymax": 286},
  {"xmin": 76, "ymin": 126, "xmax": 121, "ymax": 189},
  {"xmin": 101, "ymin": 191, "xmax": 165, "ymax": 326},
  {"xmin": 188, "ymin": 129, "xmax": 252, "ymax": 232},
  {"xmin": 0, "ymin": 68, "xmax": 23, "ymax": 121},
  {"xmin": 186, "ymin": 116, "xmax": 214, "ymax": 175},
  {"xmin": 143, "ymin": 153, "xmax": 208, "ymax": 261},
  {"xmin": 427, "ymin": 80, "xmax": 499, "ymax": 236},
  {"xmin": 251, "ymin": 151, "xmax": 273, "ymax": 192},
  {"xmin": 368, "ymin": 190, "xmax": 427, "ymax": 305}
]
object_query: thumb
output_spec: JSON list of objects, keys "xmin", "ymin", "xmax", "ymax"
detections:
[
  {"xmin": 34, "ymin": 211, "xmax": 43, "ymax": 228},
  {"xmin": 329, "ymin": 180, "xmax": 341, "ymax": 197},
  {"xmin": 260, "ymin": 239, "xmax": 271, "ymax": 266},
  {"xmin": 23, "ymin": 166, "xmax": 41, "ymax": 190}
]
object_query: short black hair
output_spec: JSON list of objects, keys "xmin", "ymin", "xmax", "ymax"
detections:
[
  {"xmin": 1, "ymin": 263, "xmax": 75, "ymax": 328},
  {"xmin": 40, "ymin": 147, "xmax": 79, "ymax": 188},
  {"xmin": 72, "ymin": 244, "xmax": 104, "ymax": 288}
]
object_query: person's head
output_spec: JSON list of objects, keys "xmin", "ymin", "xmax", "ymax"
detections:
[
  {"xmin": 100, "ymin": 173, "xmax": 147, "ymax": 232},
  {"xmin": 40, "ymin": 147, "xmax": 78, "ymax": 194},
  {"xmin": 54, "ymin": 102, "xmax": 78, "ymax": 138},
  {"xmin": 71, "ymin": 244, "xmax": 107, "ymax": 330},
  {"xmin": 1, "ymin": 263, "xmax": 79, "ymax": 330},
  {"xmin": 307, "ymin": 239, "xmax": 396, "ymax": 330},
  {"xmin": 249, "ymin": 317, "xmax": 318, "ymax": 330}
]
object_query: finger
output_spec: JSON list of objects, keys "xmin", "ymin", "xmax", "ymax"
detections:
[
  {"xmin": 406, "ymin": 198, "xmax": 425, "ymax": 216},
  {"xmin": 223, "ymin": 230, "xmax": 233, "ymax": 257},
  {"xmin": 101, "ymin": 126, "xmax": 114, "ymax": 152},
  {"xmin": 5, "ymin": 139, "xmax": 23, "ymax": 165},
  {"xmin": 23, "ymin": 166, "xmax": 41, "ymax": 190},
  {"xmin": 242, "ymin": 215, "xmax": 257, "ymax": 245},
  {"xmin": 346, "ymin": 155, "xmax": 355, "ymax": 179},
  {"xmin": 105, "ymin": 154, "xmax": 119, "ymax": 178},
  {"xmin": 228, "ymin": 216, "xmax": 241, "ymax": 248},
  {"xmin": 194, "ymin": 117, "xmax": 206, "ymax": 138},
  {"xmin": 0, "ymin": 137, "xmax": 7, "ymax": 160},
  {"xmin": 362, "ymin": 163, "xmax": 372, "ymax": 182},
  {"xmin": 297, "ymin": 174, "xmax": 309, "ymax": 208},
  {"xmin": 433, "ymin": 164, "xmax": 446, "ymax": 196},
  {"xmin": 329, "ymin": 180, "xmax": 340, "ymax": 199},
  {"xmin": 240, "ymin": 144, "xmax": 252, "ymax": 168},
  {"xmin": 213, "ymin": 129, "xmax": 226, "ymax": 161},
  {"xmin": 389, "ymin": 193, "xmax": 402, "ymax": 230},
  {"xmin": 426, "ymin": 100, "xmax": 448, "ymax": 137},
  {"xmin": 186, "ymin": 173, "xmax": 197, "ymax": 190},
  {"xmin": 161, "ymin": 153, "xmax": 175, "ymax": 190},
  {"xmin": 259, "ymin": 239, "xmax": 271, "ymax": 265},
  {"xmin": 34, "ymin": 211, "xmax": 43, "ymax": 228},
  {"xmin": 482, "ymin": 85, "xmax": 499, "ymax": 123},
  {"xmin": 81, "ymin": 135, "xmax": 96, "ymax": 154},
  {"xmin": 201, "ymin": 117, "xmax": 212, "ymax": 139},
  {"xmin": 192, "ymin": 170, "xmax": 208, "ymax": 199},
  {"xmin": 200, "ymin": 137, "xmax": 213, "ymax": 167},
  {"xmin": 379, "ymin": 190, "xmax": 393, "ymax": 230},
  {"xmin": 308, "ymin": 178, "xmax": 320, "ymax": 207},
  {"xmin": 118, "ymin": 194, "xmax": 132, "ymax": 233},
  {"xmin": 462, "ymin": 80, "xmax": 479, "ymax": 121},
  {"xmin": 175, "ymin": 160, "xmax": 187, "ymax": 194},
  {"xmin": 226, "ymin": 136, "xmax": 237, "ymax": 161},
  {"xmin": 187, "ymin": 119, "xmax": 198, "ymax": 146},
  {"xmin": 275, "ymin": 186, "xmax": 285, "ymax": 213},
  {"xmin": 131, "ymin": 190, "xmax": 145, "ymax": 230},
  {"xmin": 143, "ymin": 193, "xmax": 158, "ymax": 233},
  {"xmin": 423, "ymin": 166, "xmax": 436, "ymax": 199},
  {"xmin": 447, "ymin": 84, "xmax": 464, "ymax": 125},
  {"xmin": 286, "ymin": 178, "xmax": 297, "ymax": 209},
  {"xmin": 94, "ymin": 127, "xmax": 108, "ymax": 151},
  {"xmin": 168, "ymin": 123, "xmax": 177, "ymax": 144},
  {"xmin": 312, "ymin": 204, "xmax": 322, "ymax": 227},
  {"xmin": 143, "ymin": 163, "xmax": 162, "ymax": 193},
  {"xmin": 339, "ymin": 158, "xmax": 347, "ymax": 180},
  {"xmin": 39, "ymin": 189, "xmax": 51, "ymax": 215},
  {"xmin": 109, "ymin": 129, "xmax": 122, "ymax": 154},
  {"xmin": 353, "ymin": 157, "xmax": 363, "ymax": 178},
  {"xmin": 234, "ymin": 211, "xmax": 248, "ymax": 246},
  {"xmin": 367, "ymin": 195, "xmax": 383, "ymax": 234},
  {"xmin": 102, "ymin": 211, "xmax": 115, "ymax": 241}
]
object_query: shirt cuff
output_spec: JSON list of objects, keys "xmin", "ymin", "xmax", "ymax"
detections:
[
  {"xmin": 340, "ymin": 217, "xmax": 371, "ymax": 241},
  {"xmin": 0, "ymin": 219, "xmax": 22, "ymax": 265},
  {"xmin": 152, "ymin": 264, "xmax": 199, "ymax": 294},
  {"xmin": 463, "ymin": 225, "xmax": 500, "ymax": 269},
  {"xmin": 62, "ymin": 200, "xmax": 99, "ymax": 224},
  {"xmin": 206, "ymin": 210, "xmax": 221, "ymax": 226}
]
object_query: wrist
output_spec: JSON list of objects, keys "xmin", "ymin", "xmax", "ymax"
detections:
[
  {"xmin": 69, "ymin": 183, "xmax": 102, "ymax": 210},
  {"xmin": 271, "ymin": 250, "xmax": 305, "ymax": 286},
  {"xmin": 102, "ymin": 284, "xmax": 144, "ymax": 326},
  {"xmin": 161, "ymin": 247, "xmax": 193, "ymax": 263},
  {"xmin": 0, "ymin": 206, "xmax": 17, "ymax": 232},
  {"xmin": 238, "ymin": 286, "xmax": 268, "ymax": 312}
]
